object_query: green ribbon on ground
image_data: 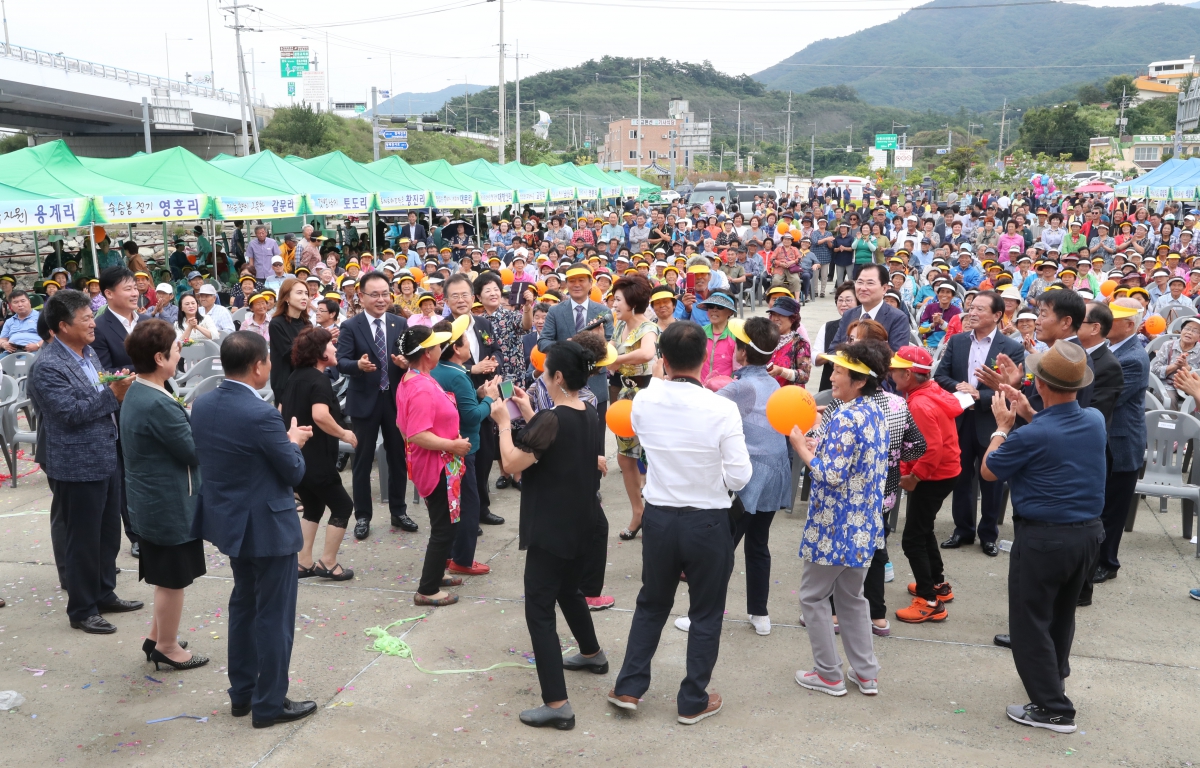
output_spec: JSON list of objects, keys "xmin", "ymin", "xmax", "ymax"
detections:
[{"xmin": 364, "ymin": 614, "xmax": 574, "ymax": 675}]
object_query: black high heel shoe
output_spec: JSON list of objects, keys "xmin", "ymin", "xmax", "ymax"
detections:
[
  {"xmin": 149, "ymin": 648, "xmax": 210, "ymax": 671},
  {"xmin": 142, "ymin": 638, "xmax": 188, "ymax": 661},
  {"xmin": 618, "ymin": 524, "xmax": 642, "ymax": 541}
]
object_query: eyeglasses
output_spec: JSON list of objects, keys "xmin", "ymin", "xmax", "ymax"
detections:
[{"xmin": 361, "ymin": 292, "xmax": 391, "ymax": 300}]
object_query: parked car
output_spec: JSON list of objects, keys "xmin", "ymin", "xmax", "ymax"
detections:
[
  {"xmin": 659, "ymin": 189, "xmax": 680, "ymax": 203},
  {"xmin": 685, "ymin": 181, "xmax": 738, "ymax": 210}
]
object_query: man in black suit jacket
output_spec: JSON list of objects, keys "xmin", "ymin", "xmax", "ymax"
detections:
[
  {"xmin": 443, "ymin": 273, "xmax": 505, "ymax": 525},
  {"xmin": 1078, "ymin": 302, "xmax": 1123, "ymax": 429},
  {"xmin": 396, "ymin": 212, "xmax": 429, "ymax": 247},
  {"xmin": 934, "ymin": 291, "xmax": 1025, "ymax": 556},
  {"xmin": 830, "ymin": 264, "xmax": 911, "ymax": 352},
  {"xmin": 335, "ymin": 271, "xmax": 414, "ymax": 538}
]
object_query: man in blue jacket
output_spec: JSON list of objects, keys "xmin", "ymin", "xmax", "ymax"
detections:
[{"xmin": 191, "ymin": 331, "xmax": 316, "ymax": 729}]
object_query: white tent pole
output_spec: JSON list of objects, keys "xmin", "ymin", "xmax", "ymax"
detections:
[{"xmin": 89, "ymin": 223, "xmax": 100, "ymax": 277}]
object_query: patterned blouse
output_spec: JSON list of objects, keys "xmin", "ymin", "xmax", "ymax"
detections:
[
  {"xmin": 484, "ymin": 307, "xmax": 527, "ymax": 380},
  {"xmin": 814, "ymin": 390, "xmax": 925, "ymax": 518},
  {"xmin": 770, "ymin": 331, "xmax": 812, "ymax": 387},
  {"xmin": 800, "ymin": 396, "xmax": 889, "ymax": 567}
]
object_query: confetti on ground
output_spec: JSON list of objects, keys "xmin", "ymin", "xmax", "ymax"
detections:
[
  {"xmin": 144, "ymin": 676, "xmax": 163, "ymax": 684},
  {"xmin": 146, "ymin": 714, "xmax": 208, "ymax": 724},
  {"xmin": 953, "ymin": 709, "xmax": 966, "ymax": 713}
]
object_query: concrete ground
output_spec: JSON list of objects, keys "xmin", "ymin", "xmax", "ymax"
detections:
[{"xmin": 2, "ymin": 293, "xmax": 1200, "ymax": 767}]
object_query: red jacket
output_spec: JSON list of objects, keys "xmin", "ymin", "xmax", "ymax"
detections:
[{"xmin": 900, "ymin": 379, "xmax": 963, "ymax": 482}]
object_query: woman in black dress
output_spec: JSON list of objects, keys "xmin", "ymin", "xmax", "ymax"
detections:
[
  {"xmin": 493, "ymin": 340, "xmax": 608, "ymax": 731},
  {"xmin": 268, "ymin": 276, "xmax": 311, "ymax": 399},
  {"xmin": 280, "ymin": 326, "xmax": 357, "ymax": 581}
]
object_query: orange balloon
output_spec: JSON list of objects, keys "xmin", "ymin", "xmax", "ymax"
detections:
[
  {"xmin": 776, "ymin": 222, "xmax": 790, "ymax": 235},
  {"xmin": 93, "ymin": 225, "xmax": 107, "ymax": 242},
  {"xmin": 535, "ymin": 280, "xmax": 548, "ymax": 296},
  {"xmin": 605, "ymin": 399, "xmax": 635, "ymax": 438},
  {"xmin": 1144, "ymin": 314, "xmax": 1167, "ymax": 335},
  {"xmin": 590, "ymin": 286, "xmax": 602, "ymax": 302},
  {"xmin": 765, "ymin": 386, "xmax": 817, "ymax": 435},
  {"xmin": 409, "ymin": 266, "xmax": 424, "ymax": 280},
  {"xmin": 500, "ymin": 268, "xmax": 515, "ymax": 285},
  {"xmin": 1100, "ymin": 279, "xmax": 1117, "ymax": 297},
  {"xmin": 530, "ymin": 346, "xmax": 546, "ymax": 372}
]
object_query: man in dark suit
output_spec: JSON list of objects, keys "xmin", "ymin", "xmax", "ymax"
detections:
[
  {"xmin": 1081, "ymin": 299, "xmax": 1148, "ymax": 597},
  {"xmin": 191, "ymin": 331, "xmax": 316, "ymax": 728},
  {"xmin": 335, "ymin": 270, "xmax": 414, "ymax": 538},
  {"xmin": 89, "ymin": 266, "xmax": 143, "ymax": 556},
  {"xmin": 443, "ymin": 273, "xmax": 505, "ymax": 526},
  {"xmin": 538, "ymin": 264, "xmax": 614, "ymax": 422},
  {"xmin": 1077, "ymin": 302, "xmax": 1123, "ymax": 428},
  {"xmin": 935, "ymin": 291, "xmax": 1026, "ymax": 556},
  {"xmin": 830, "ymin": 263, "xmax": 910, "ymax": 352},
  {"xmin": 28, "ymin": 289, "xmax": 142, "ymax": 634},
  {"xmin": 396, "ymin": 211, "xmax": 428, "ymax": 247}
]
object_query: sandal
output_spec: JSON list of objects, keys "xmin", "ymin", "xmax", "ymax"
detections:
[
  {"xmin": 314, "ymin": 560, "xmax": 355, "ymax": 581},
  {"xmin": 618, "ymin": 525, "xmax": 642, "ymax": 541},
  {"xmin": 297, "ymin": 563, "xmax": 317, "ymax": 579},
  {"xmin": 414, "ymin": 592, "xmax": 459, "ymax": 607}
]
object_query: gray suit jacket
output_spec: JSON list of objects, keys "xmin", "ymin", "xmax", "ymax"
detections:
[
  {"xmin": 537, "ymin": 299, "xmax": 614, "ymax": 403},
  {"xmin": 27, "ymin": 338, "xmax": 120, "ymax": 482},
  {"xmin": 1107, "ymin": 337, "xmax": 1150, "ymax": 473},
  {"xmin": 831, "ymin": 301, "xmax": 911, "ymax": 352}
]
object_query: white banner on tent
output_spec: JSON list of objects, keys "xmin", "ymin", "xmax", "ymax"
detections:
[
  {"xmin": 479, "ymin": 190, "xmax": 513, "ymax": 206},
  {"xmin": 622, "ymin": 185, "xmax": 640, "ymax": 197},
  {"xmin": 375, "ymin": 191, "xmax": 428, "ymax": 210},
  {"xmin": 309, "ymin": 193, "xmax": 374, "ymax": 215},
  {"xmin": 1148, "ymin": 186, "xmax": 1171, "ymax": 201},
  {"xmin": 99, "ymin": 194, "xmax": 205, "ymax": 223},
  {"xmin": 0, "ymin": 198, "xmax": 88, "ymax": 231},
  {"xmin": 215, "ymin": 195, "xmax": 301, "ymax": 219},
  {"xmin": 432, "ymin": 190, "xmax": 476, "ymax": 208},
  {"xmin": 516, "ymin": 188, "xmax": 548, "ymax": 205},
  {"xmin": 1172, "ymin": 186, "xmax": 1198, "ymax": 201},
  {"xmin": 599, "ymin": 185, "xmax": 620, "ymax": 198},
  {"xmin": 548, "ymin": 186, "xmax": 577, "ymax": 201}
]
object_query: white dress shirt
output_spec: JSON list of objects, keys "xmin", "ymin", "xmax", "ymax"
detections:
[
  {"xmin": 632, "ymin": 378, "xmax": 752, "ymax": 510},
  {"xmin": 966, "ymin": 326, "xmax": 998, "ymax": 388}
]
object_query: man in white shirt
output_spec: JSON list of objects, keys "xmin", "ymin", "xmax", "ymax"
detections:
[
  {"xmin": 196, "ymin": 284, "xmax": 235, "ymax": 336},
  {"xmin": 608, "ymin": 321, "xmax": 751, "ymax": 727}
]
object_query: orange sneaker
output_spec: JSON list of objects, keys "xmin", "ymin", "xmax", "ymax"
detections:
[
  {"xmin": 895, "ymin": 596, "xmax": 948, "ymax": 624},
  {"xmin": 907, "ymin": 581, "xmax": 954, "ymax": 602}
]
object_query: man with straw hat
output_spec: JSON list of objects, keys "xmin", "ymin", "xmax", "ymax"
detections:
[{"xmin": 980, "ymin": 340, "xmax": 1104, "ymax": 735}]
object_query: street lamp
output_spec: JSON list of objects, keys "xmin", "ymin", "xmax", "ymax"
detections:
[{"xmin": 164, "ymin": 35, "xmax": 192, "ymax": 82}]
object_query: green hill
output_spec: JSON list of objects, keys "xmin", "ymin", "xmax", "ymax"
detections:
[
  {"xmin": 437, "ymin": 57, "xmax": 976, "ymax": 175},
  {"xmin": 754, "ymin": 0, "xmax": 1200, "ymax": 112}
]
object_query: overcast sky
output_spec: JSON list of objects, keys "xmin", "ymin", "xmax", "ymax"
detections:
[{"xmin": 5, "ymin": 0, "xmax": 1194, "ymax": 107}]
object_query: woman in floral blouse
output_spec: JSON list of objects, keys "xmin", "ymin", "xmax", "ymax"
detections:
[
  {"xmin": 789, "ymin": 340, "xmax": 890, "ymax": 697},
  {"xmin": 764, "ymin": 296, "xmax": 811, "ymax": 387}
]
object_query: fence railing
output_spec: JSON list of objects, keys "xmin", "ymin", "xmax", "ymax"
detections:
[{"xmin": 0, "ymin": 42, "xmax": 265, "ymax": 108}]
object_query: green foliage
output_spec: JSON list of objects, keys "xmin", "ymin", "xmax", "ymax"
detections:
[
  {"xmin": 755, "ymin": 0, "xmax": 1200, "ymax": 111},
  {"xmin": 1126, "ymin": 98, "xmax": 1177, "ymax": 135},
  {"xmin": 1106, "ymin": 75, "xmax": 1137, "ymax": 105},
  {"xmin": 0, "ymin": 133, "xmax": 27, "ymax": 155},
  {"xmin": 1077, "ymin": 84, "xmax": 1106, "ymax": 105},
  {"xmin": 262, "ymin": 105, "xmax": 493, "ymax": 164},
  {"xmin": 806, "ymin": 85, "xmax": 858, "ymax": 102},
  {"xmin": 1016, "ymin": 103, "xmax": 1093, "ymax": 160},
  {"xmin": 505, "ymin": 131, "xmax": 558, "ymax": 166}
]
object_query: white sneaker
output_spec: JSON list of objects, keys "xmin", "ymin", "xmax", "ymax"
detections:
[
  {"xmin": 674, "ymin": 616, "xmax": 691, "ymax": 632},
  {"xmin": 749, "ymin": 614, "xmax": 771, "ymax": 635},
  {"xmin": 883, "ymin": 562, "xmax": 895, "ymax": 583}
]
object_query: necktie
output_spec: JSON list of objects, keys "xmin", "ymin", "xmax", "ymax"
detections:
[
  {"xmin": 374, "ymin": 319, "xmax": 388, "ymax": 391},
  {"xmin": 575, "ymin": 305, "xmax": 585, "ymax": 332}
]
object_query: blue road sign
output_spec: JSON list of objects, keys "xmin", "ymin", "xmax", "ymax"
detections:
[
  {"xmin": 384, "ymin": 141, "xmax": 409, "ymax": 151},
  {"xmin": 379, "ymin": 130, "xmax": 408, "ymax": 140}
]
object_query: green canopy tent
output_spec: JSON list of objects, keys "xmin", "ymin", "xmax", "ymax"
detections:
[
  {"xmin": 455, "ymin": 159, "xmax": 548, "ymax": 207},
  {"xmin": 79, "ymin": 146, "xmax": 301, "ymax": 221},
  {"xmin": 554, "ymin": 163, "xmax": 615, "ymax": 199},
  {"xmin": 487, "ymin": 161, "xmax": 575, "ymax": 204},
  {"xmin": 413, "ymin": 159, "xmax": 513, "ymax": 208},
  {"xmin": 366, "ymin": 155, "xmax": 475, "ymax": 210},
  {"xmin": 210, "ymin": 150, "xmax": 372, "ymax": 217},
  {"xmin": 609, "ymin": 168, "xmax": 661, "ymax": 198},
  {"xmin": 292, "ymin": 151, "xmax": 430, "ymax": 253},
  {"xmin": 530, "ymin": 163, "xmax": 599, "ymax": 201}
]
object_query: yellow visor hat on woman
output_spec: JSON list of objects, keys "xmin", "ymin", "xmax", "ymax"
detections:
[{"xmin": 818, "ymin": 351, "xmax": 877, "ymax": 377}]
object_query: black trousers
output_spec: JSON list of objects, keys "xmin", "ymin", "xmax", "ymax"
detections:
[
  {"xmin": 227, "ymin": 553, "xmax": 297, "ymax": 721},
  {"xmin": 115, "ymin": 440, "xmax": 139, "ymax": 547},
  {"xmin": 449, "ymin": 454, "xmax": 480, "ymax": 567},
  {"xmin": 350, "ymin": 394, "xmax": 408, "ymax": 522},
  {"xmin": 614, "ymin": 503, "xmax": 734, "ymax": 716},
  {"xmin": 902, "ymin": 476, "xmax": 959, "ymax": 601},
  {"xmin": 1079, "ymin": 448, "xmax": 1139, "ymax": 603},
  {"xmin": 53, "ymin": 468, "xmax": 122, "ymax": 622},
  {"xmin": 524, "ymin": 545, "xmax": 601, "ymax": 704},
  {"xmin": 297, "ymin": 476, "xmax": 354, "ymax": 529},
  {"xmin": 1009, "ymin": 518, "xmax": 1103, "ymax": 719},
  {"xmin": 474, "ymin": 418, "xmax": 496, "ymax": 517},
  {"xmin": 731, "ymin": 511, "xmax": 775, "ymax": 616},
  {"xmin": 418, "ymin": 475, "xmax": 458, "ymax": 596},
  {"xmin": 952, "ymin": 411, "xmax": 1005, "ymax": 544},
  {"xmin": 580, "ymin": 507, "xmax": 610, "ymax": 598},
  {"xmin": 47, "ymin": 479, "xmax": 69, "ymax": 589}
]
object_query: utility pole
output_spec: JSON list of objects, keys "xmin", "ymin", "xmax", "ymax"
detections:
[
  {"xmin": 372, "ymin": 86, "xmax": 379, "ymax": 161},
  {"xmin": 496, "ymin": 0, "xmax": 505, "ymax": 163},
  {"xmin": 141, "ymin": 97, "xmax": 152, "ymax": 154},
  {"xmin": 222, "ymin": 3, "xmax": 258, "ymax": 155},
  {"xmin": 0, "ymin": 0, "xmax": 9, "ymax": 53},
  {"xmin": 996, "ymin": 98, "xmax": 1009, "ymax": 165},
  {"xmin": 636, "ymin": 59, "xmax": 643, "ymax": 178},
  {"xmin": 205, "ymin": 0, "xmax": 215, "ymax": 90},
  {"xmin": 514, "ymin": 40, "xmax": 521, "ymax": 163},
  {"xmin": 735, "ymin": 100, "xmax": 742, "ymax": 173},
  {"xmin": 783, "ymin": 91, "xmax": 793, "ymax": 192}
]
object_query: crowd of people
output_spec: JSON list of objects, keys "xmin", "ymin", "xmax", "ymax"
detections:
[{"xmin": 11, "ymin": 180, "xmax": 1200, "ymax": 736}]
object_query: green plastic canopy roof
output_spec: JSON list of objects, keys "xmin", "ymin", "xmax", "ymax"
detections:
[
  {"xmin": 0, "ymin": 140, "xmax": 194, "ymax": 224},
  {"xmin": 413, "ymin": 159, "xmax": 512, "ymax": 208},
  {"xmin": 607, "ymin": 167, "xmax": 661, "ymax": 195},
  {"xmin": 493, "ymin": 162, "xmax": 577, "ymax": 202},
  {"xmin": 456, "ymin": 159, "xmax": 548, "ymax": 206},
  {"xmin": 292, "ymin": 151, "xmax": 429, "ymax": 210},
  {"xmin": 366, "ymin": 156, "xmax": 475, "ymax": 210},
  {"xmin": 79, "ymin": 146, "xmax": 301, "ymax": 220},
  {"xmin": 210, "ymin": 151, "xmax": 371, "ymax": 216},
  {"xmin": 531, "ymin": 163, "xmax": 600, "ymax": 200}
]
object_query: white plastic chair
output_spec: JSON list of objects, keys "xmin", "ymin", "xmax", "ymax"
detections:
[
  {"xmin": 1168, "ymin": 310, "xmax": 1199, "ymax": 334},
  {"xmin": 0, "ymin": 351, "xmax": 36, "ymax": 386},
  {"xmin": 183, "ymin": 374, "xmax": 224, "ymax": 405},
  {"xmin": 180, "ymin": 338, "xmax": 221, "ymax": 369},
  {"xmin": 1145, "ymin": 333, "xmax": 1178, "ymax": 360},
  {"xmin": 174, "ymin": 356, "xmax": 224, "ymax": 397},
  {"xmin": 1129, "ymin": 410, "xmax": 1200, "ymax": 555},
  {"xmin": 1147, "ymin": 374, "xmax": 1170, "ymax": 407}
]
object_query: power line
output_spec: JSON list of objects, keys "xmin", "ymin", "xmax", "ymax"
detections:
[
  {"xmin": 769, "ymin": 62, "xmax": 1142, "ymax": 70},
  {"xmin": 257, "ymin": 0, "xmax": 488, "ymax": 29},
  {"xmin": 528, "ymin": 0, "xmax": 1064, "ymax": 10}
]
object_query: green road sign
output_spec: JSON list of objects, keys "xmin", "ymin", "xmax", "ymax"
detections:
[
  {"xmin": 354, "ymin": 105, "xmax": 366, "ymax": 114},
  {"xmin": 287, "ymin": 82, "xmax": 296, "ymax": 96},
  {"xmin": 875, "ymin": 134, "xmax": 898, "ymax": 150},
  {"xmin": 281, "ymin": 59, "xmax": 305, "ymax": 78}
]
